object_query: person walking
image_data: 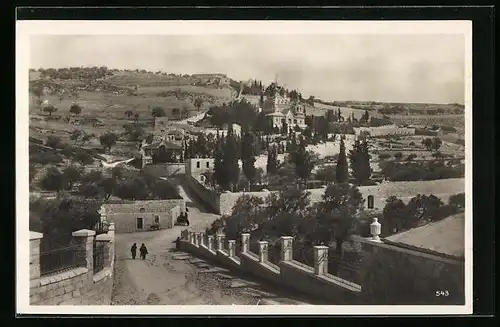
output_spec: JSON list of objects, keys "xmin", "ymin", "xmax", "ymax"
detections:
[
  {"xmin": 130, "ymin": 243, "xmax": 137, "ymax": 260},
  {"xmin": 139, "ymin": 243, "xmax": 148, "ymax": 260},
  {"xmin": 185, "ymin": 211, "xmax": 190, "ymax": 226}
]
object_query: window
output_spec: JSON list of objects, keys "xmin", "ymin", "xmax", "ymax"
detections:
[
  {"xmin": 136, "ymin": 218, "xmax": 144, "ymax": 230},
  {"xmin": 196, "ymin": 161, "xmax": 200, "ymax": 168},
  {"xmin": 206, "ymin": 162, "xmax": 210, "ymax": 168},
  {"xmin": 367, "ymin": 195, "xmax": 375, "ymax": 209},
  {"xmin": 154, "ymin": 215, "xmax": 160, "ymax": 224}
]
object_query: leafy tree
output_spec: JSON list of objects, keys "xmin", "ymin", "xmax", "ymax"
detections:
[
  {"xmin": 306, "ymin": 96, "xmax": 315, "ymax": 106},
  {"xmin": 133, "ymin": 112, "xmax": 140, "ymax": 122},
  {"xmin": 406, "ymin": 194, "xmax": 445, "ymax": 225},
  {"xmin": 265, "ymin": 183, "xmax": 311, "ymax": 237},
  {"xmin": 70, "ymin": 129, "xmax": 82, "ymax": 143},
  {"xmin": 382, "ymin": 196, "xmax": 409, "ymax": 234},
  {"xmin": 151, "ymin": 107, "xmax": 166, "ymax": 118},
  {"xmin": 125, "ymin": 110, "xmax": 134, "ymax": 119},
  {"xmin": 431, "ymin": 137, "xmax": 443, "ymax": 152},
  {"xmin": 316, "ymin": 183, "xmax": 364, "ymax": 255},
  {"xmin": 46, "ymin": 135, "xmax": 62, "ymax": 149},
  {"xmin": 336, "ymin": 138, "xmax": 349, "ymax": 183},
  {"xmin": 223, "ymin": 194, "xmax": 265, "ymax": 240},
  {"xmin": 194, "ymin": 97, "xmax": 204, "ymax": 111},
  {"xmin": 349, "ymin": 139, "xmax": 372, "ymax": 185},
  {"xmin": 40, "ymin": 166, "xmax": 64, "ymax": 191},
  {"xmin": 361, "ymin": 110, "xmax": 370, "ymax": 123},
  {"xmin": 62, "ymin": 165, "xmax": 82, "ymax": 189},
  {"xmin": 421, "ymin": 138, "xmax": 433, "ymax": 151},
  {"xmin": 69, "ymin": 104, "xmax": 82, "ymax": 116},
  {"xmin": 43, "ymin": 105, "xmax": 58, "ymax": 116},
  {"xmin": 99, "ymin": 132, "xmax": 119, "ymax": 152}
]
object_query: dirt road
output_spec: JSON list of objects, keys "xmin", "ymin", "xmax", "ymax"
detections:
[{"xmin": 111, "ymin": 183, "xmax": 321, "ymax": 305}]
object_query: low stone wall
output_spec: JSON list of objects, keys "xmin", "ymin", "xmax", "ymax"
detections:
[
  {"xmin": 29, "ymin": 225, "xmax": 116, "ymax": 305},
  {"xmin": 178, "ymin": 230, "xmax": 362, "ymax": 304},
  {"xmin": 143, "ymin": 163, "xmax": 185, "ymax": 177}
]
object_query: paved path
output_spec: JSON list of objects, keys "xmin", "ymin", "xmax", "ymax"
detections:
[{"xmin": 111, "ymin": 182, "xmax": 323, "ymax": 305}]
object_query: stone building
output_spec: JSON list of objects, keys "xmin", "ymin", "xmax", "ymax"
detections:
[
  {"xmin": 185, "ymin": 157, "xmax": 215, "ymax": 177},
  {"xmin": 100, "ymin": 199, "xmax": 185, "ymax": 233},
  {"xmin": 262, "ymin": 94, "xmax": 306, "ymax": 130}
]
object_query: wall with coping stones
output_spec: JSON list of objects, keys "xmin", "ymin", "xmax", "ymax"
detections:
[
  {"xmin": 354, "ymin": 235, "xmax": 465, "ymax": 305},
  {"xmin": 29, "ymin": 224, "xmax": 116, "ymax": 305},
  {"xmin": 179, "ymin": 231, "xmax": 362, "ymax": 304}
]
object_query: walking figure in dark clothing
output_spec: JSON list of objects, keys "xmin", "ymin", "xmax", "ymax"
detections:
[
  {"xmin": 185, "ymin": 212, "xmax": 190, "ymax": 226},
  {"xmin": 140, "ymin": 243, "xmax": 148, "ymax": 260},
  {"xmin": 175, "ymin": 237, "xmax": 181, "ymax": 250},
  {"xmin": 131, "ymin": 243, "xmax": 137, "ymax": 260}
]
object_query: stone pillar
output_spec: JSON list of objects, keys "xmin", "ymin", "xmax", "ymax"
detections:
[
  {"xmin": 29, "ymin": 231, "xmax": 43, "ymax": 284},
  {"xmin": 280, "ymin": 236, "xmax": 293, "ymax": 262},
  {"xmin": 108, "ymin": 222, "xmax": 115, "ymax": 238},
  {"xmin": 189, "ymin": 232, "xmax": 195, "ymax": 244},
  {"xmin": 258, "ymin": 241, "xmax": 268, "ymax": 263},
  {"xmin": 207, "ymin": 235, "xmax": 214, "ymax": 251},
  {"xmin": 95, "ymin": 233, "xmax": 112, "ymax": 268},
  {"xmin": 194, "ymin": 233, "xmax": 201, "ymax": 247},
  {"xmin": 241, "ymin": 233, "xmax": 250, "ymax": 253},
  {"xmin": 216, "ymin": 233, "xmax": 225, "ymax": 251},
  {"xmin": 313, "ymin": 246, "xmax": 329, "ymax": 276},
  {"xmin": 199, "ymin": 233, "xmax": 205, "ymax": 247},
  {"xmin": 72, "ymin": 229, "xmax": 96, "ymax": 277},
  {"xmin": 228, "ymin": 240, "xmax": 236, "ymax": 258}
]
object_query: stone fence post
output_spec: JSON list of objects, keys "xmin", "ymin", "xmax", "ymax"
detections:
[
  {"xmin": 241, "ymin": 233, "xmax": 250, "ymax": 253},
  {"xmin": 207, "ymin": 235, "xmax": 214, "ymax": 251},
  {"xmin": 280, "ymin": 236, "xmax": 293, "ymax": 262},
  {"xmin": 193, "ymin": 233, "xmax": 200, "ymax": 247},
  {"xmin": 108, "ymin": 222, "xmax": 115, "ymax": 238},
  {"xmin": 72, "ymin": 229, "xmax": 96, "ymax": 280},
  {"xmin": 199, "ymin": 233, "xmax": 205, "ymax": 247},
  {"xmin": 313, "ymin": 245, "xmax": 329, "ymax": 276},
  {"xmin": 228, "ymin": 240, "xmax": 236, "ymax": 258},
  {"xmin": 216, "ymin": 233, "xmax": 225, "ymax": 251},
  {"xmin": 29, "ymin": 231, "xmax": 43, "ymax": 286},
  {"xmin": 258, "ymin": 241, "xmax": 268, "ymax": 263},
  {"xmin": 189, "ymin": 232, "xmax": 195, "ymax": 244}
]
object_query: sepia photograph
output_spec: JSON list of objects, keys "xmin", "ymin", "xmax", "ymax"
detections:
[{"xmin": 17, "ymin": 20, "xmax": 472, "ymax": 315}]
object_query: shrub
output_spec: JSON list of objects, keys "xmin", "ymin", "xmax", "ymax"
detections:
[
  {"xmin": 409, "ymin": 141, "xmax": 415, "ymax": 146},
  {"xmin": 394, "ymin": 152, "xmax": 403, "ymax": 159},
  {"xmin": 448, "ymin": 192, "xmax": 465, "ymax": 209}
]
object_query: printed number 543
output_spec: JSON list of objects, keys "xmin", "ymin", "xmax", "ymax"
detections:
[{"xmin": 435, "ymin": 290, "xmax": 449, "ymax": 297}]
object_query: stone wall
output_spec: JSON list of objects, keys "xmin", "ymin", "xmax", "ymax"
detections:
[
  {"xmin": 178, "ymin": 230, "xmax": 362, "ymax": 304},
  {"xmin": 143, "ymin": 163, "xmax": 185, "ymax": 177},
  {"xmin": 29, "ymin": 224, "xmax": 116, "ymax": 305},
  {"xmin": 355, "ymin": 236, "xmax": 465, "ymax": 305},
  {"xmin": 184, "ymin": 174, "xmax": 220, "ymax": 213}
]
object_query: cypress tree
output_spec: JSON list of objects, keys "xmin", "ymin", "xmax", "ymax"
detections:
[
  {"xmin": 241, "ymin": 131, "xmax": 256, "ymax": 189},
  {"xmin": 222, "ymin": 126, "xmax": 240, "ymax": 191},
  {"xmin": 336, "ymin": 138, "xmax": 349, "ymax": 183},
  {"xmin": 348, "ymin": 139, "xmax": 372, "ymax": 185}
]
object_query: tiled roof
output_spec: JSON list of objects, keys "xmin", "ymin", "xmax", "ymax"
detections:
[
  {"xmin": 384, "ymin": 212, "xmax": 465, "ymax": 258},
  {"xmin": 102, "ymin": 199, "xmax": 184, "ymax": 214}
]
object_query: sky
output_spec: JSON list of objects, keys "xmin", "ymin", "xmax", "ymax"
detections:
[{"xmin": 30, "ymin": 34, "xmax": 465, "ymax": 104}]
